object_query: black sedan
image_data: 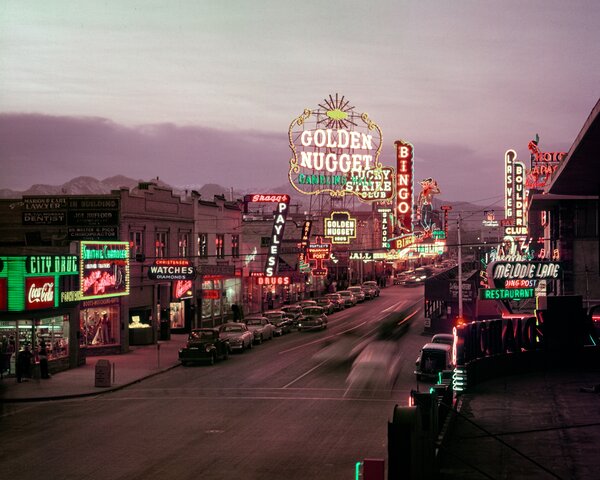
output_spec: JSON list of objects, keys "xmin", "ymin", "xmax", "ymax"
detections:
[
  {"xmin": 179, "ymin": 328, "xmax": 230, "ymax": 365},
  {"xmin": 298, "ymin": 306, "xmax": 328, "ymax": 331}
]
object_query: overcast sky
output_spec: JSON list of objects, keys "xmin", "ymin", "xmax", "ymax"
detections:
[{"xmin": 1, "ymin": 0, "xmax": 598, "ymax": 203}]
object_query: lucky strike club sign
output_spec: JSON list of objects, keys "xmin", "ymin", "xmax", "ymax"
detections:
[{"xmin": 288, "ymin": 94, "xmax": 384, "ymax": 200}]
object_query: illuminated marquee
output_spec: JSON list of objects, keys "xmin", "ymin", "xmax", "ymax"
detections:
[
  {"xmin": 80, "ymin": 241, "xmax": 130, "ymax": 300},
  {"xmin": 504, "ymin": 149, "xmax": 527, "ymax": 237},
  {"xmin": 288, "ymin": 94, "xmax": 383, "ymax": 198},
  {"xmin": 395, "ymin": 140, "xmax": 414, "ymax": 234},
  {"xmin": 148, "ymin": 259, "xmax": 195, "ymax": 281},
  {"xmin": 308, "ymin": 242, "xmax": 331, "ymax": 276},
  {"xmin": 250, "ymin": 195, "xmax": 291, "ymax": 277},
  {"xmin": 324, "ymin": 211, "xmax": 357, "ymax": 244},
  {"xmin": 479, "ymin": 288, "xmax": 535, "ymax": 300},
  {"xmin": 378, "ymin": 207, "xmax": 392, "ymax": 249},
  {"xmin": 346, "ymin": 166, "xmax": 395, "ymax": 202},
  {"xmin": 489, "ymin": 261, "xmax": 561, "ymax": 282},
  {"xmin": 349, "ymin": 252, "xmax": 373, "ymax": 261},
  {"xmin": 526, "ymin": 138, "xmax": 567, "ymax": 189}
]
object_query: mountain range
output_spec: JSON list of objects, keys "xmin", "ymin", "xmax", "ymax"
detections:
[{"xmin": 0, "ymin": 175, "xmax": 496, "ymax": 230}]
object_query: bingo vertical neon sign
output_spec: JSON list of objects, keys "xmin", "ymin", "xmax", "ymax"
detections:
[{"xmin": 395, "ymin": 140, "xmax": 414, "ymax": 234}]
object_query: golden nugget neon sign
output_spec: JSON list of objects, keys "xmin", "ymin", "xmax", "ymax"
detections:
[{"xmin": 288, "ymin": 94, "xmax": 383, "ymax": 198}]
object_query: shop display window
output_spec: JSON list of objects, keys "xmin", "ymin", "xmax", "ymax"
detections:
[
  {"xmin": 80, "ymin": 304, "xmax": 120, "ymax": 347},
  {"xmin": 37, "ymin": 316, "xmax": 69, "ymax": 360},
  {"xmin": 170, "ymin": 301, "xmax": 185, "ymax": 329}
]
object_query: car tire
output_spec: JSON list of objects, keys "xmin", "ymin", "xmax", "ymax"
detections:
[
  {"xmin": 248, "ymin": 340, "xmax": 253, "ymax": 350},
  {"xmin": 181, "ymin": 361, "xmax": 188, "ymax": 367},
  {"xmin": 223, "ymin": 347, "xmax": 229, "ymax": 360},
  {"xmin": 209, "ymin": 353, "xmax": 216, "ymax": 365},
  {"xmin": 257, "ymin": 335, "xmax": 263, "ymax": 345}
]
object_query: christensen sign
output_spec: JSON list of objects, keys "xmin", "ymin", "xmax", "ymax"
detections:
[
  {"xmin": 288, "ymin": 94, "xmax": 383, "ymax": 198},
  {"xmin": 148, "ymin": 259, "xmax": 195, "ymax": 280}
]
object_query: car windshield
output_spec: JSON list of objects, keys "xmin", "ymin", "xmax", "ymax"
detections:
[
  {"xmin": 349, "ymin": 287, "xmax": 361, "ymax": 292},
  {"xmin": 303, "ymin": 307, "xmax": 323, "ymax": 316},
  {"xmin": 222, "ymin": 325, "xmax": 244, "ymax": 332},
  {"xmin": 189, "ymin": 330, "xmax": 215, "ymax": 340},
  {"xmin": 246, "ymin": 319, "xmax": 262, "ymax": 325},
  {"xmin": 265, "ymin": 313, "xmax": 282, "ymax": 320}
]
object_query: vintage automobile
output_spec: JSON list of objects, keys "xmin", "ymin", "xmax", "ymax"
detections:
[
  {"xmin": 337, "ymin": 290, "xmax": 357, "ymax": 307},
  {"xmin": 298, "ymin": 299, "xmax": 318, "ymax": 308},
  {"xmin": 362, "ymin": 281, "xmax": 380, "ymax": 297},
  {"xmin": 346, "ymin": 341, "xmax": 402, "ymax": 391},
  {"xmin": 431, "ymin": 333, "xmax": 454, "ymax": 346},
  {"xmin": 218, "ymin": 322, "xmax": 254, "ymax": 352},
  {"xmin": 281, "ymin": 304, "xmax": 303, "ymax": 324},
  {"xmin": 179, "ymin": 328, "xmax": 230, "ymax": 365},
  {"xmin": 325, "ymin": 293, "xmax": 345, "ymax": 311},
  {"xmin": 263, "ymin": 310, "xmax": 293, "ymax": 336},
  {"xmin": 298, "ymin": 306, "xmax": 328, "ymax": 331},
  {"xmin": 414, "ymin": 342, "xmax": 454, "ymax": 382},
  {"xmin": 244, "ymin": 316, "xmax": 275, "ymax": 344},
  {"xmin": 315, "ymin": 297, "xmax": 336, "ymax": 315},
  {"xmin": 348, "ymin": 286, "xmax": 366, "ymax": 302}
]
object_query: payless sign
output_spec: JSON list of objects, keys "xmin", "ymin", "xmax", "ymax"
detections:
[{"xmin": 261, "ymin": 196, "xmax": 291, "ymax": 277}]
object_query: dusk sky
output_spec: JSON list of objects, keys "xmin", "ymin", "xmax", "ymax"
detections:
[{"xmin": 1, "ymin": 0, "xmax": 598, "ymax": 204}]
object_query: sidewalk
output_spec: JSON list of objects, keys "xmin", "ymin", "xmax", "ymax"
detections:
[
  {"xmin": 0, "ymin": 334, "xmax": 187, "ymax": 402},
  {"xmin": 437, "ymin": 369, "xmax": 600, "ymax": 480}
]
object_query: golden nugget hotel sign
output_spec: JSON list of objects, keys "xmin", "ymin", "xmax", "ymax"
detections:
[{"xmin": 288, "ymin": 94, "xmax": 384, "ymax": 198}]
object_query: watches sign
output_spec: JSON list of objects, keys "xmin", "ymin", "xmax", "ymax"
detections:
[{"xmin": 148, "ymin": 259, "xmax": 196, "ymax": 280}]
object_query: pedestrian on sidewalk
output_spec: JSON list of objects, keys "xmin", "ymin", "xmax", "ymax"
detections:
[
  {"xmin": 39, "ymin": 341, "xmax": 50, "ymax": 379},
  {"xmin": 16, "ymin": 343, "xmax": 33, "ymax": 383}
]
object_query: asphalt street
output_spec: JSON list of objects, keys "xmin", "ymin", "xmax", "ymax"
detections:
[{"xmin": 0, "ymin": 286, "xmax": 427, "ymax": 480}]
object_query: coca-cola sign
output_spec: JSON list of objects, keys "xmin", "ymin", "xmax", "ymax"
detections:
[{"xmin": 25, "ymin": 276, "xmax": 55, "ymax": 310}]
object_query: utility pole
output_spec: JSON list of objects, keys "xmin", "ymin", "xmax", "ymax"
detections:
[{"xmin": 457, "ymin": 214, "xmax": 463, "ymax": 322}]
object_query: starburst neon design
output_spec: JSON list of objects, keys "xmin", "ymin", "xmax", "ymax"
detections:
[{"xmin": 317, "ymin": 93, "xmax": 357, "ymax": 130}]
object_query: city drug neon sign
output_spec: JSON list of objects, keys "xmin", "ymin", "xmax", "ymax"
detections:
[{"xmin": 288, "ymin": 94, "xmax": 383, "ymax": 198}]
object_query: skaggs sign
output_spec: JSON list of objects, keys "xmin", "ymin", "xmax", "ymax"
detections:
[{"xmin": 454, "ymin": 317, "xmax": 540, "ymax": 366}]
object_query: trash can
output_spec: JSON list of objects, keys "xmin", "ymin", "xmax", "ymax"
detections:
[
  {"xmin": 159, "ymin": 320, "xmax": 171, "ymax": 341},
  {"xmin": 95, "ymin": 359, "xmax": 112, "ymax": 387}
]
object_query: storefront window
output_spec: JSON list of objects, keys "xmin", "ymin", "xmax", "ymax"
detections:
[
  {"xmin": 170, "ymin": 301, "xmax": 185, "ymax": 329},
  {"xmin": 37, "ymin": 316, "xmax": 69, "ymax": 360},
  {"xmin": 0, "ymin": 316, "xmax": 69, "ymax": 374},
  {"xmin": 202, "ymin": 280, "xmax": 213, "ymax": 320},
  {"xmin": 80, "ymin": 302, "xmax": 120, "ymax": 347}
]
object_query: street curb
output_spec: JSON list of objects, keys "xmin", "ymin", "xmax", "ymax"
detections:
[{"xmin": 0, "ymin": 363, "xmax": 181, "ymax": 404}]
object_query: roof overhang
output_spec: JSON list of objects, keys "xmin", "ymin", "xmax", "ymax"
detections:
[
  {"xmin": 528, "ymin": 193, "xmax": 597, "ymax": 212},
  {"xmin": 547, "ymin": 98, "xmax": 600, "ymax": 196}
]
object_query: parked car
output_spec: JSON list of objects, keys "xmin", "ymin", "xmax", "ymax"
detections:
[
  {"xmin": 348, "ymin": 286, "xmax": 366, "ymax": 302},
  {"xmin": 394, "ymin": 270, "xmax": 414, "ymax": 285},
  {"xmin": 414, "ymin": 343, "xmax": 454, "ymax": 382},
  {"xmin": 244, "ymin": 316, "xmax": 275, "ymax": 344},
  {"xmin": 298, "ymin": 306, "xmax": 328, "ymax": 331},
  {"xmin": 298, "ymin": 299, "xmax": 318, "ymax": 308},
  {"xmin": 315, "ymin": 297, "xmax": 336, "ymax": 314},
  {"xmin": 337, "ymin": 290, "xmax": 357, "ymax": 307},
  {"xmin": 325, "ymin": 293, "xmax": 345, "ymax": 311},
  {"xmin": 218, "ymin": 322, "xmax": 254, "ymax": 352},
  {"xmin": 431, "ymin": 333, "xmax": 454, "ymax": 346},
  {"xmin": 362, "ymin": 280, "xmax": 380, "ymax": 297},
  {"xmin": 179, "ymin": 328, "xmax": 230, "ymax": 365},
  {"xmin": 263, "ymin": 310, "xmax": 293, "ymax": 335},
  {"xmin": 281, "ymin": 304, "xmax": 303, "ymax": 327}
]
